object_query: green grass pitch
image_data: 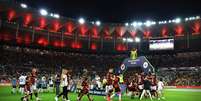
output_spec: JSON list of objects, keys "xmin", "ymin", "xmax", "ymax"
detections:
[{"xmin": 0, "ymin": 86, "xmax": 201, "ymax": 101}]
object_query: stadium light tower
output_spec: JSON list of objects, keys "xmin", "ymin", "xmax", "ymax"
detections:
[
  {"xmin": 137, "ymin": 22, "xmax": 143, "ymax": 26},
  {"xmin": 175, "ymin": 18, "xmax": 181, "ymax": 23},
  {"xmin": 185, "ymin": 18, "xmax": 189, "ymax": 21},
  {"xmin": 145, "ymin": 20, "xmax": 152, "ymax": 27},
  {"xmin": 122, "ymin": 38, "xmax": 127, "ymax": 42},
  {"xmin": 151, "ymin": 21, "xmax": 156, "ymax": 25},
  {"xmin": 132, "ymin": 22, "xmax": 137, "ymax": 27},
  {"xmin": 20, "ymin": 3, "xmax": 27, "ymax": 8},
  {"xmin": 127, "ymin": 38, "xmax": 134, "ymax": 43},
  {"xmin": 78, "ymin": 18, "xmax": 85, "ymax": 24},
  {"xmin": 125, "ymin": 23, "xmax": 129, "ymax": 26},
  {"xmin": 196, "ymin": 16, "xmax": 200, "ymax": 19},
  {"xmin": 91, "ymin": 21, "xmax": 95, "ymax": 24},
  {"xmin": 50, "ymin": 13, "xmax": 54, "ymax": 17},
  {"xmin": 39, "ymin": 9, "xmax": 48, "ymax": 16},
  {"xmin": 95, "ymin": 21, "xmax": 101, "ymax": 26},
  {"xmin": 135, "ymin": 37, "xmax": 141, "ymax": 43},
  {"xmin": 53, "ymin": 14, "xmax": 60, "ymax": 19}
]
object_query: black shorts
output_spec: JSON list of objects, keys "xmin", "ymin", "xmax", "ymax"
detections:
[
  {"xmin": 37, "ymin": 84, "xmax": 41, "ymax": 89},
  {"xmin": 20, "ymin": 85, "xmax": 25, "ymax": 88},
  {"xmin": 81, "ymin": 89, "xmax": 89, "ymax": 94},
  {"xmin": 151, "ymin": 90, "xmax": 157, "ymax": 92},
  {"xmin": 129, "ymin": 87, "xmax": 137, "ymax": 92},
  {"xmin": 42, "ymin": 87, "xmax": 47, "ymax": 89},
  {"xmin": 12, "ymin": 85, "xmax": 17, "ymax": 88},
  {"xmin": 144, "ymin": 88, "xmax": 151, "ymax": 91},
  {"xmin": 103, "ymin": 84, "xmax": 106, "ymax": 89},
  {"xmin": 115, "ymin": 87, "xmax": 121, "ymax": 92},
  {"xmin": 109, "ymin": 89, "xmax": 113, "ymax": 93},
  {"xmin": 49, "ymin": 84, "xmax": 54, "ymax": 87}
]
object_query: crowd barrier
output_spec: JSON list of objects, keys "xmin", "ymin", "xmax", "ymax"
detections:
[{"xmin": 89, "ymin": 89, "xmax": 106, "ymax": 96}]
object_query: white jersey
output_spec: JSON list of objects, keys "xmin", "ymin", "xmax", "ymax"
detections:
[
  {"xmin": 95, "ymin": 76, "xmax": 100, "ymax": 81},
  {"xmin": 157, "ymin": 81, "xmax": 164, "ymax": 90},
  {"xmin": 49, "ymin": 79, "xmax": 53, "ymax": 85},
  {"xmin": 19, "ymin": 76, "xmax": 26, "ymax": 85},
  {"xmin": 62, "ymin": 75, "xmax": 68, "ymax": 87}
]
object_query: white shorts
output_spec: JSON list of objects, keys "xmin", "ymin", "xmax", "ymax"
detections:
[
  {"xmin": 157, "ymin": 87, "xmax": 163, "ymax": 91},
  {"xmin": 151, "ymin": 86, "xmax": 157, "ymax": 91},
  {"xmin": 67, "ymin": 85, "xmax": 71, "ymax": 90},
  {"xmin": 138, "ymin": 85, "xmax": 143, "ymax": 90},
  {"xmin": 25, "ymin": 91, "xmax": 30, "ymax": 95},
  {"xmin": 157, "ymin": 90, "xmax": 163, "ymax": 95},
  {"xmin": 105, "ymin": 85, "xmax": 113, "ymax": 94},
  {"xmin": 97, "ymin": 81, "xmax": 102, "ymax": 88},
  {"xmin": 31, "ymin": 84, "xmax": 37, "ymax": 93}
]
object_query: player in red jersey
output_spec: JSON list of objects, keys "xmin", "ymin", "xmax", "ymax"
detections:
[
  {"xmin": 105, "ymin": 70, "xmax": 114, "ymax": 101},
  {"xmin": 111, "ymin": 74, "xmax": 122, "ymax": 101},
  {"xmin": 21, "ymin": 74, "xmax": 31, "ymax": 101},
  {"xmin": 30, "ymin": 68, "xmax": 40, "ymax": 101},
  {"xmin": 124, "ymin": 78, "xmax": 130, "ymax": 95},
  {"xmin": 137, "ymin": 73, "xmax": 143, "ymax": 91},
  {"xmin": 151, "ymin": 74, "xmax": 158, "ymax": 98},
  {"xmin": 77, "ymin": 77, "xmax": 93, "ymax": 101},
  {"xmin": 138, "ymin": 73, "xmax": 145, "ymax": 98},
  {"xmin": 128, "ymin": 78, "xmax": 138, "ymax": 99}
]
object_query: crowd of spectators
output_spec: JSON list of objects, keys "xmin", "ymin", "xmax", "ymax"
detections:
[
  {"xmin": 0, "ymin": 45, "xmax": 201, "ymax": 86},
  {"xmin": 158, "ymin": 69, "xmax": 201, "ymax": 86},
  {"xmin": 147, "ymin": 52, "xmax": 201, "ymax": 67}
]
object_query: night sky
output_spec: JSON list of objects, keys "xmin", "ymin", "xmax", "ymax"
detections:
[{"xmin": 18, "ymin": 0, "xmax": 201, "ymax": 23}]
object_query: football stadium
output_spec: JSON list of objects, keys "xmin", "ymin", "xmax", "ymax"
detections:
[{"xmin": 0, "ymin": 0, "xmax": 201, "ymax": 101}]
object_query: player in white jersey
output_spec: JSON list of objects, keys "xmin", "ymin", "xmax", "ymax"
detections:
[
  {"xmin": 55, "ymin": 69, "xmax": 70, "ymax": 101},
  {"xmin": 48, "ymin": 76, "xmax": 54, "ymax": 92},
  {"xmin": 19, "ymin": 74, "xmax": 27, "ymax": 94},
  {"xmin": 157, "ymin": 78, "xmax": 165, "ymax": 100},
  {"xmin": 95, "ymin": 75, "xmax": 101, "ymax": 90},
  {"xmin": 41, "ymin": 76, "xmax": 47, "ymax": 92}
]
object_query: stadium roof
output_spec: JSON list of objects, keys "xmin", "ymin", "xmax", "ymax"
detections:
[{"xmin": 19, "ymin": 0, "xmax": 201, "ymax": 23}]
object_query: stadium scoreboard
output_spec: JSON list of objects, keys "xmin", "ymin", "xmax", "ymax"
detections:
[{"xmin": 149, "ymin": 38, "xmax": 174, "ymax": 51}]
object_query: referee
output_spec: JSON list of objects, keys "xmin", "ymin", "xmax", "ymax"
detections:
[{"xmin": 140, "ymin": 76, "xmax": 152, "ymax": 100}]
